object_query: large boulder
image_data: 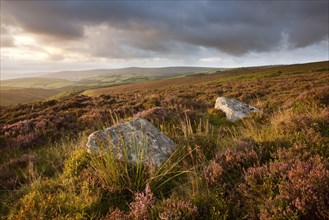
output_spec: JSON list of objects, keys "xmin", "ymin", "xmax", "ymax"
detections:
[
  {"xmin": 215, "ymin": 97, "xmax": 259, "ymax": 122},
  {"xmin": 86, "ymin": 118, "xmax": 176, "ymax": 166}
]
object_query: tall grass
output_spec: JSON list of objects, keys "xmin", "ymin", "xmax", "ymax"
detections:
[{"xmin": 89, "ymin": 129, "xmax": 194, "ymax": 196}]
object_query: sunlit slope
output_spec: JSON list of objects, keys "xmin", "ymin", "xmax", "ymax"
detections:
[
  {"xmin": 45, "ymin": 67, "xmax": 218, "ymax": 81},
  {"xmin": 0, "ymin": 67, "xmax": 223, "ymax": 106},
  {"xmin": 1, "ymin": 77, "xmax": 80, "ymax": 89},
  {"xmin": 1, "ymin": 61, "xmax": 327, "ymax": 106},
  {"xmin": 0, "ymin": 78, "xmax": 80, "ymax": 106},
  {"xmin": 83, "ymin": 61, "xmax": 329, "ymax": 97},
  {"xmin": 0, "ymin": 88, "xmax": 61, "ymax": 106}
]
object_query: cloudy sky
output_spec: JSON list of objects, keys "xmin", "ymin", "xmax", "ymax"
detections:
[{"xmin": 1, "ymin": 0, "xmax": 328, "ymax": 79}]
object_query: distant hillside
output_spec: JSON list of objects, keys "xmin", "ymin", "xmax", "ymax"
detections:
[
  {"xmin": 1, "ymin": 77, "xmax": 80, "ymax": 89},
  {"xmin": 83, "ymin": 61, "xmax": 329, "ymax": 96},
  {"xmin": 44, "ymin": 67, "xmax": 218, "ymax": 81},
  {"xmin": 0, "ymin": 88, "xmax": 61, "ymax": 106},
  {"xmin": 1, "ymin": 61, "xmax": 328, "ymax": 106},
  {"xmin": 0, "ymin": 67, "xmax": 222, "ymax": 106},
  {"xmin": 0, "ymin": 78, "xmax": 81, "ymax": 106}
]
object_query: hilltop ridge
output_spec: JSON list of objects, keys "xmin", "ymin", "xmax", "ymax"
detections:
[{"xmin": 43, "ymin": 66, "xmax": 218, "ymax": 81}]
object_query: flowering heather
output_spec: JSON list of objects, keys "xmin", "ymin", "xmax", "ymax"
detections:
[
  {"xmin": 105, "ymin": 184, "xmax": 155, "ymax": 220},
  {"xmin": 241, "ymin": 156, "xmax": 329, "ymax": 219},
  {"xmin": 275, "ymin": 142, "xmax": 312, "ymax": 162},
  {"xmin": 129, "ymin": 184, "xmax": 156, "ymax": 220},
  {"xmin": 158, "ymin": 198, "xmax": 198, "ymax": 220},
  {"xmin": 105, "ymin": 208, "xmax": 129, "ymax": 220},
  {"xmin": 134, "ymin": 107, "xmax": 170, "ymax": 123},
  {"xmin": 3, "ymin": 120, "xmax": 34, "ymax": 136},
  {"xmin": 204, "ymin": 144, "xmax": 260, "ymax": 186},
  {"xmin": 204, "ymin": 160, "xmax": 224, "ymax": 185},
  {"xmin": 79, "ymin": 109, "xmax": 114, "ymax": 126}
]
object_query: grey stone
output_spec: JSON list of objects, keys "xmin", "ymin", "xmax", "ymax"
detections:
[
  {"xmin": 215, "ymin": 96, "xmax": 260, "ymax": 122},
  {"xmin": 86, "ymin": 118, "xmax": 176, "ymax": 166}
]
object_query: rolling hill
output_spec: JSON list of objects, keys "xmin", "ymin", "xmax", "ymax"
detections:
[
  {"xmin": 83, "ymin": 61, "xmax": 329, "ymax": 97},
  {"xmin": 0, "ymin": 67, "xmax": 221, "ymax": 106},
  {"xmin": 0, "ymin": 88, "xmax": 61, "ymax": 106},
  {"xmin": 44, "ymin": 67, "xmax": 218, "ymax": 81},
  {"xmin": 0, "ymin": 77, "xmax": 80, "ymax": 89},
  {"xmin": 2, "ymin": 62, "xmax": 327, "ymax": 106},
  {"xmin": 0, "ymin": 78, "xmax": 80, "ymax": 105}
]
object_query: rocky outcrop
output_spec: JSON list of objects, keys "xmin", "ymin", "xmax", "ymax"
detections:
[
  {"xmin": 215, "ymin": 97, "xmax": 259, "ymax": 122},
  {"xmin": 86, "ymin": 118, "xmax": 176, "ymax": 166}
]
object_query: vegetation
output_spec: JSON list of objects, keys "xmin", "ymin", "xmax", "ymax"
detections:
[
  {"xmin": 44, "ymin": 67, "xmax": 218, "ymax": 81},
  {"xmin": 0, "ymin": 77, "xmax": 81, "ymax": 89},
  {"xmin": 0, "ymin": 67, "xmax": 219, "ymax": 106},
  {"xmin": 0, "ymin": 61, "xmax": 328, "ymax": 219},
  {"xmin": 0, "ymin": 87, "xmax": 61, "ymax": 106}
]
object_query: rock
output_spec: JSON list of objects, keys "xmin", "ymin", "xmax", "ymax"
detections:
[
  {"xmin": 86, "ymin": 118, "xmax": 176, "ymax": 166},
  {"xmin": 214, "ymin": 97, "xmax": 259, "ymax": 122}
]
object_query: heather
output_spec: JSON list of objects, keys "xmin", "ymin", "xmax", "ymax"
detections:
[{"xmin": 0, "ymin": 61, "xmax": 328, "ymax": 219}]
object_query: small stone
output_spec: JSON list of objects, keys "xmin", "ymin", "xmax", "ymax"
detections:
[
  {"xmin": 86, "ymin": 118, "xmax": 176, "ymax": 166},
  {"xmin": 214, "ymin": 96, "xmax": 259, "ymax": 122}
]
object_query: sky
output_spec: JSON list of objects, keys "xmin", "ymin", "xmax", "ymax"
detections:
[{"xmin": 1, "ymin": 0, "xmax": 328, "ymax": 79}]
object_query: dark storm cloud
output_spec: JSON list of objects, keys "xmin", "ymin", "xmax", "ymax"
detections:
[{"xmin": 2, "ymin": 1, "xmax": 328, "ymax": 56}]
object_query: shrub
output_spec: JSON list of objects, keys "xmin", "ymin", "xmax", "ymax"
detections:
[
  {"xmin": 129, "ymin": 184, "xmax": 156, "ymax": 219},
  {"xmin": 105, "ymin": 208, "xmax": 129, "ymax": 220},
  {"xmin": 260, "ymin": 156, "xmax": 329, "ymax": 219},
  {"xmin": 63, "ymin": 149, "xmax": 91, "ymax": 177},
  {"xmin": 134, "ymin": 107, "xmax": 171, "ymax": 124},
  {"xmin": 8, "ymin": 178, "xmax": 100, "ymax": 220},
  {"xmin": 240, "ymin": 156, "xmax": 329, "ymax": 219},
  {"xmin": 105, "ymin": 184, "xmax": 155, "ymax": 220},
  {"xmin": 204, "ymin": 143, "xmax": 261, "ymax": 187},
  {"xmin": 158, "ymin": 198, "xmax": 197, "ymax": 220},
  {"xmin": 143, "ymin": 94, "xmax": 161, "ymax": 109}
]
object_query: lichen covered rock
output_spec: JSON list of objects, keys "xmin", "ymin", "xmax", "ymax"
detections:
[
  {"xmin": 215, "ymin": 96, "xmax": 259, "ymax": 122},
  {"xmin": 86, "ymin": 118, "xmax": 176, "ymax": 166}
]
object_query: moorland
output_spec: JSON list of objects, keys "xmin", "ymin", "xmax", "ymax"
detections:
[
  {"xmin": 1, "ymin": 67, "xmax": 218, "ymax": 106},
  {"xmin": 0, "ymin": 61, "xmax": 328, "ymax": 219}
]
